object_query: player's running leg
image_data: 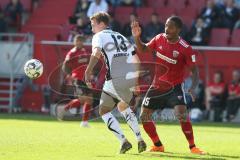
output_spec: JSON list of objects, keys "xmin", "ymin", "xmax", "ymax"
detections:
[
  {"xmin": 80, "ymin": 102, "xmax": 91, "ymax": 127},
  {"xmin": 100, "ymin": 92, "xmax": 132, "ymax": 154},
  {"xmin": 100, "ymin": 107, "xmax": 131, "ymax": 154},
  {"xmin": 140, "ymin": 107, "xmax": 164, "ymax": 152},
  {"xmin": 80, "ymin": 95, "xmax": 93, "ymax": 127},
  {"xmin": 118, "ymin": 102, "xmax": 146, "ymax": 153},
  {"xmin": 174, "ymin": 105, "xmax": 205, "ymax": 155},
  {"xmin": 64, "ymin": 98, "xmax": 81, "ymax": 111}
]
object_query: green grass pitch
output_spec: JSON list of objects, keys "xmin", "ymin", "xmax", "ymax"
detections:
[{"xmin": 0, "ymin": 113, "xmax": 240, "ymax": 160}]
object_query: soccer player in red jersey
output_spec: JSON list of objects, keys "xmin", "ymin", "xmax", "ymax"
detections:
[
  {"xmin": 62, "ymin": 34, "xmax": 93, "ymax": 127},
  {"xmin": 131, "ymin": 16, "xmax": 205, "ymax": 154},
  {"xmin": 206, "ymin": 71, "xmax": 226, "ymax": 122}
]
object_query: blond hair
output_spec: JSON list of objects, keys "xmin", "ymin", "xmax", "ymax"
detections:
[{"xmin": 90, "ymin": 12, "xmax": 110, "ymax": 25}]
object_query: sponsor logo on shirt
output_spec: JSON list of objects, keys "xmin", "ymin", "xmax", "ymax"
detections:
[
  {"xmin": 78, "ymin": 58, "xmax": 88, "ymax": 63},
  {"xmin": 156, "ymin": 52, "xmax": 177, "ymax": 64}
]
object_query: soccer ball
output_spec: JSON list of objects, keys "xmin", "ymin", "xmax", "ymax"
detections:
[{"xmin": 24, "ymin": 59, "xmax": 43, "ymax": 79}]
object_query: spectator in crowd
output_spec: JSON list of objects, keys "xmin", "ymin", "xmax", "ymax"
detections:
[
  {"xmin": 4, "ymin": 0, "xmax": 24, "ymax": 27},
  {"xmin": 221, "ymin": 0, "xmax": 239, "ymax": 29},
  {"xmin": 32, "ymin": 0, "xmax": 40, "ymax": 10},
  {"xmin": 188, "ymin": 17, "xmax": 209, "ymax": 46},
  {"xmin": 68, "ymin": 17, "xmax": 92, "ymax": 42},
  {"xmin": 121, "ymin": 0, "xmax": 142, "ymax": 7},
  {"xmin": 122, "ymin": 13, "xmax": 145, "ymax": 42},
  {"xmin": 145, "ymin": 13, "xmax": 164, "ymax": 41},
  {"xmin": 215, "ymin": 0, "xmax": 225, "ymax": 7},
  {"xmin": 235, "ymin": 0, "xmax": 240, "ymax": 8},
  {"xmin": 234, "ymin": 18, "xmax": 240, "ymax": 29},
  {"xmin": 0, "ymin": 5, "xmax": 7, "ymax": 34},
  {"xmin": 109, "ymin": 12, "xmax": 121, "ymax": 32},
  {"xmin": 87, "ymin": 0, "xmax": 108, "ymax": 18},
  {"xmin": 226, "ymin": 69, "xmax": 240, "ymax": 121},
  {"xmin": 199, "ymin": 0, "xmax": 220, "ymax": 29},
  {"xmin": 206, "ymin": 71, "xmax": 227, "ymax": 122},
  {"xmin": 108, "ymin": 0, "xmax": 122, "ymax": 7},
  {"xmin": 70, "ymin": 0, "xmax": 90, "ymax": 24}
]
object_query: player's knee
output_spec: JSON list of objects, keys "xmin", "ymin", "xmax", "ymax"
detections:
[
  {"xmin": 175, "ymin": 112, "xmax": 187, "ymax": 121},
  {"xmin": 140, "ymin": 112, "xmax": 151, "ymax": 123},
  {"xmin": 99, "ymin": 106, "xmax": 111, "ymax": 116}
]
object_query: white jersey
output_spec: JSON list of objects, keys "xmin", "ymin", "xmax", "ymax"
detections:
[{"xmin": 92, "ymin": 28, "xmax": 138, "ymax": 80}]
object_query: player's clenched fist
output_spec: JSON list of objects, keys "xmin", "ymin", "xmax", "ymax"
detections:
[{"xmin": 131, "ymin": 21, "xmax": 141, "ymax": 37}]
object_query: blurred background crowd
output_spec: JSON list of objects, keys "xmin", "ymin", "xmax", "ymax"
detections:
[{"xmin": 1, "ymin": 0, "xmax": 240, "ymax": 45}]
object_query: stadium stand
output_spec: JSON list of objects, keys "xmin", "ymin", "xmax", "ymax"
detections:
[
  {"xmin": 146, "ymin": 0, "xmax": 167, "ymax": 8},
  {"xmin": 21, "ymin": 0, "xmax": 76, "ymax": 41},
  {"xmin": 155, "ymin": 7, "xmax": 176, "ymax": 22},
  {"xmin": 136, "ymin": 7, "xmax": 154, "ymax": 26},
  {"xmin": 230, "ymin": 29, "xmax": 240, "ymax": 46},
  {"xmin": 114, "ymin": 6, "xmax": 134, "ymax": 26},
  {"xmin": 209, "ymin": 28, "xmax": 231, "ymax": 46},
  {"xmin": 167, "ymin": 0, "xmax": 187, "ymax": 11}
]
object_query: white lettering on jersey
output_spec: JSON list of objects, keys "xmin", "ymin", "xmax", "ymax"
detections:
[
  {"xmin": 156, "ymin": 52, "xmax": 177, "ymax": 64},
  {"xmin": 191, "ymin": 55, "xmax": 196, "ymax": 62}
]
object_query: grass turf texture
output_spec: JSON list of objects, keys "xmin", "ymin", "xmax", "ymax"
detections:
[{"xmin": 0, "ymin": 113, "xmax": 240, "ymax": 160}]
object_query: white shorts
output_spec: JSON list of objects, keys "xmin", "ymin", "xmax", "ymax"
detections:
[{"xmin": 100, "ymin": 79, "xmax": 135, "ymax": 108}]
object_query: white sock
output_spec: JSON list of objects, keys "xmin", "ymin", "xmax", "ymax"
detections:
[
  {"xmin": 121, "ymin": 107, "xmax": 143, "ymax": 141},
  {"xmin": 102, "ymin": 112, "xmax": 126, "ymax": 144}
]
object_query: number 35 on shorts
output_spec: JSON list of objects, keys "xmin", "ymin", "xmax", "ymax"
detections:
[{"xmin": 143, "ymin": 97, "xmax": 151, "ymax": 106}]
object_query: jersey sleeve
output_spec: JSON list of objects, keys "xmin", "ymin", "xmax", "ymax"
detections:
[
  {"xmin": 146, "ymin": 36, "xmax": 157, "ymax": 51},
  {"xmin": 65, "ymin": 51, "xmax": 72, "ymax": 61},
  {"xmin": 185, "ymin": 46, "xmax": 196, "ymax": 67},
  {"xmin": 92, "ymin": 33, "xmax": 103, "ymax": 49}
]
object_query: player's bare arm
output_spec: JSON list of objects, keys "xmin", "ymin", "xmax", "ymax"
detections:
[
  {"xmin": 85, "ymin": 47, "xmax": 102, "ymax": 87},
  {"xmin": 131, "ymin": 21, "xmax": 151, "ymax": 53},
  {"xmin": 62, "ymin": 60, "xmax": 72, "ymax": 74},
  {"xmin": 188, "ymin": 65, "xmax": 199, "ymax": 102}
]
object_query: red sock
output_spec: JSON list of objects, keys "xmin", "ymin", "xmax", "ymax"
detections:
[
  {"xmin": 82, "ymin": 103, "xmax": 91, "ymax": 121},
  {"xmin": 64, "ymin": 99, "xmax": 81, "ymax": 110},
  {"xmin": 143, "ymin": 121, "xmax": 162, "ymax": 146},
  {"xmin": 180, "ymin": 117, "xmax": 195, "ymax": 148}
]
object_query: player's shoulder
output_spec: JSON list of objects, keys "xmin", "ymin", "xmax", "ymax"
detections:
[
  {"xmin": 179, "ymin": 38, "xmax": 191, "ymax": 49},
  {"xmin": 70, "ymin": 47, "xmax": 77, "ymax": 53},
  {"xmin": 155, "ymin": 33, "xmax": 165, "ymax": 40},
  {"xmin": 93, "ymin": 31, "xmax": 102, "ymax": 39},
  {"xmin": 67, "ymin": 47, "xmax": 77, "ymax": 56}
]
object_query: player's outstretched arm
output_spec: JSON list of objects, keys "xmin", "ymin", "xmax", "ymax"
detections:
[
  {"xmin": 131, "ymin": 21, "xmax": 151, "ymax": 53},
  {"xmin": 188, "ymin": 65, "xmax": 199, "ymax": 102},
  {"xmin": 85, "ymin": 47, "xmax": 102, "ymax": 87}
]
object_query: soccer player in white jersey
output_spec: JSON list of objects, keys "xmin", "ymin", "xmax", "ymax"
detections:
[{"xmin": 85, "ymin": 12, "xmax": 146, "ymax": 154}]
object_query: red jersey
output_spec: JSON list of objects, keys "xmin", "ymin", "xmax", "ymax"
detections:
[
  {"xmin": 146, "ymin": 33, "xmax": 196, "ymax": 86},
  {"xmin": 65, "ymin": 47, "xmax": 89, "ymax": 80},
  {"xmin": 208, "ymin": 82, "xmax": 225, "ymax": 96},
  {"xmin": 228, "ymin": 82, "xmax": 240, "ymax": 95}
]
